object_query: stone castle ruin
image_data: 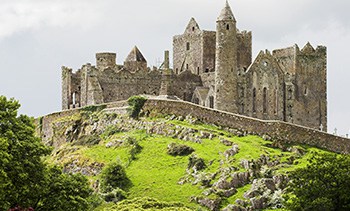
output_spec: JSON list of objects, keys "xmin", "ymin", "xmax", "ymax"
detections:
[{"xmin": 62, "ymin": 1, "xmax": 327, "ymax": 131}]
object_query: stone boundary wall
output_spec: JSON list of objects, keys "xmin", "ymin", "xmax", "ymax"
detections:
[
  {"xmin": 37, "ymin": 101, "xmax": 128, "ymax": 145},
  {"xmin": 142, "ymin": 99, "xmax": 350, "ymax": 154},
  {"xmin": 38, "ymin": 98, "xmax": 350, "ymax": 154}
]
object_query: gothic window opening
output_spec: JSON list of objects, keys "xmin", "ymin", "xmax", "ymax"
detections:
[
  {"xmin": 72, "ymin": 92, "xmax": 76, "ymax": 105},
  {"xmin": 209, "ymin": 96, "xmax": 214, "ymax": 108},
  {"xmin": 263, "ymin": 87, "xmax": 268, "ymax": 113},
  {"xmin": 274, "ymin": 89, "xmax": 278, "ymax": 114},
  {"xmin": 288, "ymin": 105, "xmax": 293, "ymax": 118},
  {"xmin": 197, "ymin": 67, "xmax": 200, "ymax": 75},
  {"xmin": 186, "ymin": 42, "xmax": 190, "ymax": 51},
  {"xmin": 186, "ymin": 64, "xmax": 189, "ymax": 70},
  {"xmin": 194, "ymin": 98, "xmax": 199, "ymax": 105},
  {"xmin": 252, "ymin": 88, "xmax": 256, "ymax": 112},
  {"xmin": 288, "ymin": 88, "xmax": 293, "ymax": 100},
  {"xmin": 226, "ymin": 24, "xmax": 230, "ymax": 30},
  {"xmin": 192, "ymin": 27, "xmax": 195, "ymax": 31}
]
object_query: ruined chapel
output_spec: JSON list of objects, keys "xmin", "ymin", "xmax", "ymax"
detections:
[{"xmin": 61, "ymin": 1, "xmax": 327, "ymax": 131}]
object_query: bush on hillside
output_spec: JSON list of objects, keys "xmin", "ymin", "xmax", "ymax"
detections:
[
  {"xmin": 105, "ymin": 197, "xmax": 192, "ymax": 211},
  {"xmin": 127, "ymin": 96, "xmax": 147, "ymax": 119},
  {"xmin": 100, "ymin": 162, "xmax": 131, "ymax": 192},
  {"xmin": 284, "ymin": 152, "xmax": 350, "ymax": 210},
  {"xmin": 167, "ymin": 143, "xmax": 194, "ymax": 156}
]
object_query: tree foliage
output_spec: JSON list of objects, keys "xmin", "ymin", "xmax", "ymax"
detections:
[
  {"xmin": 285, "ymin": 152, "xmax": 350, "ymax": 211},
  {"xmin": 127, "ymin": 96, "xmax": 147, "ymax": 119},
  {"xmin": 0, "ymin": 96, "xmax": 94, "ymax": 210},
  {"xmin": 35, "ymin": 166, "xmax": 92, "ymax": 211},
  {"xmin": 0, "ymin": 96, "xmax": 50, "ymax": 209},
  {"xmin": 100, "ymin": 162, "xmax": 131, "ymax": 192}
]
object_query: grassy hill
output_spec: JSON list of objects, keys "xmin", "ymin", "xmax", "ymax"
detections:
[{"xmin": 43, "ymin": 104, "xmax": 330, "ymax": 210}]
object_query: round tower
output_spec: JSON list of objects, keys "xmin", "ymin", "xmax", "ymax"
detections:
[{"xmin": 214, "ymin": 1, "xmax": 238, "ymax": 113}]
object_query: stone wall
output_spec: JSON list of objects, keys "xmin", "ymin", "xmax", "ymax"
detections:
[
  {"xmin": 173, "ymin": 18, "xmax": 204, "ymax": 75},
  {"xmin": 243, "ymin": 50, "xmax": 285, "ymax": 121},
  {"xmin": 142, "ymin": 99, "xmax": 350, "ymax": 154},
  {"xmin": 237, "ymin": 31, "xmax": 252, "ymax": 70},
  {"xmin": 39, "ymin": 98, "xmax": 349, "ymax": 153},
  {"xmin": 37, "ymin": 101, "xmax": 128, "ymax": 148},
  {"xmin": 293, "ymin": 45, "xmax": 327, "ymax": 131}
]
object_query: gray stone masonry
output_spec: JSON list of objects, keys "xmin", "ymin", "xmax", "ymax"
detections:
[{"xmin": 61, "ymin": 1, "xmax": 327, "ymax": 131}]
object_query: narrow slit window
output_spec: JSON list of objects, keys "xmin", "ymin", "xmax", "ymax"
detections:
[
  {"xmin": 263, "ymin": 87, "xmax": 268, "ymax": 113},
  {"xmin": 209, "ymin": 96, "xmax": 214, "ymax": 108},
  {"xmin": 252, "ymin": 88, "xmax": 256, "ymax": 112}
]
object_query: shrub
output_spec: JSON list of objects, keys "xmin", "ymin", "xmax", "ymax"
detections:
[
  {"xmin": 81, "ymin": 104, "xmax": 107, "ymax": 113},
  {"xmin": 126, "ymin": 138, "xmax": 142, "ymax": 161},
  {"xmin": 101, "ymin": 125, "xmax": 123, "ymax": 139},
  {"xmin": 284, "ymin": 152, "xmax": 350, "ymax": 210},
  {"xmin": 105, "ymin": 197, "xmax": 192, "ymax": 210},
  {"xmin": 100, "ymin": 186, "xmax": 127, "ymax": 203},
  {"xmin": 100, "ymin": 162, "xmax": 131, "ymax": 192},
  {"xmin": 167, "ymin": 143, "xmax": 194, "ymax": 156},
  {"xmin": 127, "ymin": 96, "xmax": 147, "ymax": 119}
]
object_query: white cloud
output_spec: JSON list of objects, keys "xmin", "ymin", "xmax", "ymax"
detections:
[{"xmin": 0, "ymin": 0, "xmax": 102, "ymax": 38}]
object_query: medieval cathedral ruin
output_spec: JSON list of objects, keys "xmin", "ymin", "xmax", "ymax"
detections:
[{"xmin": 62, "ymin": 1, "xmax": 327, "ymax": 131}]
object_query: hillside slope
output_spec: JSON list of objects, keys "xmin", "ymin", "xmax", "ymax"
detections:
[{"xmin": 40, "ymin": 104, "xmax": 330, "ymax": 210}]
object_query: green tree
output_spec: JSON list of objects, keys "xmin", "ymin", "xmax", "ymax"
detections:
[
  {"xmin": 285, "ymin": 152, "xmax": 350, "ymax": 211},
  {"xmin": 0, "ymin": 96, "xmax": 51, "ymax": 209},
  {"xmin": 0, "ymin": 96, "xmax": 95, "ymax": 210},
  {"xmin": 35, "ymin": 166, "xmax": 92, "ymax": 211}
]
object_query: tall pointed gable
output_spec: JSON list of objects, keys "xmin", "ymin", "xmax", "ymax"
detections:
[
  {"xmin": 301, "ymin": 42, "xmax": 315, "ymax": 54},
  {"xmin": 185, "ymin": 17, "xmax": 200, "ymax": 33},
  {"xmin": 125, "ymin": 46, "xmax": 147, "ymax": 62},
  {"xmin": 218, "ymin": 0, "xmax": 236, "ymax": 22}
]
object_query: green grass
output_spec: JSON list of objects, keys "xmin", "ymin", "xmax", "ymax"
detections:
[
  {"xmin": 125, "ymin": 134, "xmax": 228, "ymax": 208},
  {"xmin": 226, "ymin": 184, "xmax": 252, "ymax": 205},
  {"xmin": 48, "ymin": 114, "xmax": 333, "ymax": 210}
]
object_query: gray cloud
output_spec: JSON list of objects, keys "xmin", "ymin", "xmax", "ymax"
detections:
[{"xmin": 0, "ymin": 0, "xmax": 349, "ymax": 135}]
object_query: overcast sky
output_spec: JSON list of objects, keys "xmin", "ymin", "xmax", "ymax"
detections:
[{"xmin": 0, "ymin": 0, "xmax": 349, "ymax": 135}]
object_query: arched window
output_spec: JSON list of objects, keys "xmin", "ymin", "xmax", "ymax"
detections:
[
  {"xmin": 186, "ymin": 42, "xmax": 190, "ymax": 51},
  {"xmin": 288, "ymin": 88, "xmax": 293, "ymax": 100},
  {"xmin": 226, "ymin": 24, "xmax": 230, "ymax": 30},
  {"xmin": 252, "ymin": 88, "xmax": 256, "ymax": 112},
  {"xmin": 263, "ymin": 87, "xmax": 268, "ymax": 113},
  {"xmin": 72, "ymin": 92, "xmax": 76, "ymax": 105},
  {"xmin": 209, "ymin": 96, "xmax": 214, "ymax": 108},
  {"xmin": 240, "ymin": 103, "xmax": 244, "ymax": 114},
  {"xmin": 274, "ymin": 89, "xmax": 278, "ymax": 114},
  {"xmin": 194, "ymin": 98, "xmax": 199, "ymax": 105}
]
